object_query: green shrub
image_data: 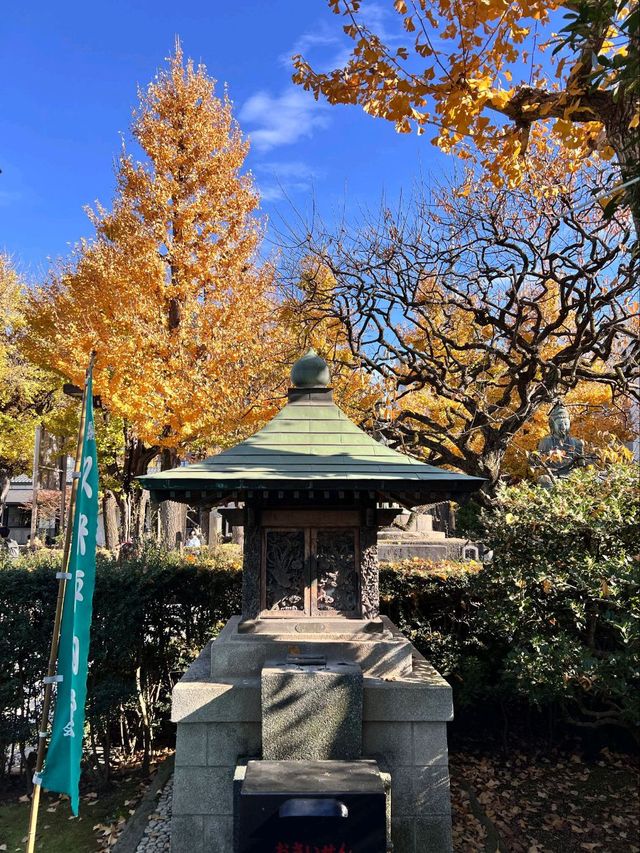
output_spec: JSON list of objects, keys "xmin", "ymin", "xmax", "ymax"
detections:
[
  {"xmin": 380, "ymin": 463, "xmax": 640, "ymax": 738},
  {"xmin": 0, "ymin": 544, "xmax": 241, "ymax": 779},
  {"xmin": 472, "ymin": 461, "xmax": 640, "ymax": 735},
  {"xmin": 380, "ymin": 559, "xmax": 480, "ymax": 675},
  {"xmin": 0, "ymin": 556, "xmax": 59, "ymax": 777},
  {"xmin": 1, "ymin": 464, "xmax": 638, "ymax": 784}
]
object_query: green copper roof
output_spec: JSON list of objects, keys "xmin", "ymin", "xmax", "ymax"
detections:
[{"xmin": 137, "ymin": 395, "xmax": 482, "ymax": 497}]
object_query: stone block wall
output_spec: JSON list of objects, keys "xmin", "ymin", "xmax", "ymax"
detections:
[
  {"xmin": 169, "ymin": 644, "xmax": 262, "ymax": 853},
  {"xmin": 172, "ymin": 722, "xmax": 262, "ymax": 853},
  {"xmin": 361, "ymin": 655, "xmax": 453, "ymax": 852},
  {"xmin": 170, "ymin": 633, "xmax": 453, "ymax": 853},
  {"xmin": 363, "ymin": 721, "xmax": 452, "ymax": 850}
]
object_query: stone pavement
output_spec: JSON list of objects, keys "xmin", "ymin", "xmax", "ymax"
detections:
[{"xmin": 134, "ymin": 776, "xmax": 172, "ymax": 852}]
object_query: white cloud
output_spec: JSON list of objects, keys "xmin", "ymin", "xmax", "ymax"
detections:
[
  {"xmin": 258, "ymin": 184, "xmax": 287, "ymax": 203},
  {"xmin": 258, "ymin": 161, "xmax": 320, "ymax": 180},
  {"xmin": 280, "ymin": 26, "xmax": 342, "ymax": 66},
  {"xmin": 278, "ymin": 2, "xmax": 404, "ymax": 80},
  {"xmin": 359, "ymin": 1, "xmax": 404, "ymax": 42},
  {"xmin": 240, "ymin": 88, "xmax": 330, "ymax": 152},
  {"xmin": 0, "ymin": 189, "xmax": 25, "ymax": 207},
  {"xmin": 254, "ymin": 161, "xmax": 323, "ymax": 203},
  {"xmin": 279, "ymin": 18, "xmax": 352, "ymax": 73}
]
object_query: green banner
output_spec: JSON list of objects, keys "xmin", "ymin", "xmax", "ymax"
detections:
[{"xmin": 41, "ymin": 372, "xmax": 99, "ymax": 815}]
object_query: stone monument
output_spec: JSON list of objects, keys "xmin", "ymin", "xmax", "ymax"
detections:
[
  {"xmin": 139, "ymin": 350, "xmax": 482, "ymax": 853},
  {"xmin": 536, "ymin": 401, "xmax": 585, "ymax": 485}
]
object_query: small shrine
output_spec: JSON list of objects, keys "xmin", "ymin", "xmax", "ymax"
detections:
[
  {"xmin": 141, "ymin": 350, "xmax": 479, "ymax": 625},
  {"xmin": 139, "ymin": 351, "xmax": 482, "ymax": 853}
]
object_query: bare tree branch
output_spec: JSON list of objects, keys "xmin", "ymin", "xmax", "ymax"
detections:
[{"xmin": 281, "ymin": 177, "xmax": 639, "ymax": 496}]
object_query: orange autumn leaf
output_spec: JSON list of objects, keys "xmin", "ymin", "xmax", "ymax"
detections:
[{"xmin": 292, "ymin": 1, "xmax": 639, "ymax": 230}]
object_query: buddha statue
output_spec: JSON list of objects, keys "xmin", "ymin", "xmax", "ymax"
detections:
[{"xmin": 536, "ymin": 401, "xmax": 585, "ymax": 484}]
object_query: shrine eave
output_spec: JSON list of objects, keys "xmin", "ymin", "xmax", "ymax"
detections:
[{"xmin": 140, "ymin": 474, "xmax": 482, "ymax": 508}]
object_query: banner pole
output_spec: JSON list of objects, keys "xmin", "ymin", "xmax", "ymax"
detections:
[{"xmin": 25, "ymin": 353, "xmax": 95, "ymax": 853}]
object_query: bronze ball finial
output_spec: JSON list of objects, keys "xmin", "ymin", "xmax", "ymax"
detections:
[{"xmin": 290, "ymin": 349, "xmax": 331, "ymax": 388}]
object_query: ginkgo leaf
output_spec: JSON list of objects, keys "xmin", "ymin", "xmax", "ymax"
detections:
[{"xmin": 291, "ymin": 0, "xmax": 637, "ymax": 213}]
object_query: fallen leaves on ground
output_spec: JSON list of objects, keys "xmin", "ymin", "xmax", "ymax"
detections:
[
  {"xmin": 451, "ymin": 748, "xmax": 639, "ymax": 852},
  {"xmin": 93, "ymin": 818, "xmax": 127, "ymax": 848},
  {"xmin": 91, "ymin": 749, "xmax": 173, "ymax": 851}
]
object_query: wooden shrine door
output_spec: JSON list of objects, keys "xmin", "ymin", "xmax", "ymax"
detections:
[{"xmin": 261, "ymin": 522, "xmax": 360, "ymax": 617}]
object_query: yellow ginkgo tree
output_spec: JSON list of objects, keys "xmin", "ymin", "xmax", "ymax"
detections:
[
  {"xmin": 280, "ymin": 256, "xmax": 385, "ymax": 424},
  {"xmin": 0, "ymin": 255, "xmax": 48, "ymax": 512},
  {"xmin": 0, "ymin": 255, "xmax": 77, "ymax": 524},
  {"xmin": 26, "ymin": 45, "xmax": 287, "ymax": 540},
  {"xmin": 293, "ymin": 0, "xmax": 640, "ymax": 234}
]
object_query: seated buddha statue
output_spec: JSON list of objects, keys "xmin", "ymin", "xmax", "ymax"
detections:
[{"xmin": 536, "ymin": 401, "xmax": 585, "ymax": 483}]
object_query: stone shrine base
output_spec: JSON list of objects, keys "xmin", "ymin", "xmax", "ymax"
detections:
[{"xmin": 171, "ymin": 617, "xmax": 453, "ymax": 853}]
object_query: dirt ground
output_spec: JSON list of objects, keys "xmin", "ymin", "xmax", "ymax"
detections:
[
  {"xmin": 450, "ymin": 747, "xmax": 640, "ymax": 852},
  {"xmin": 1, "ymin": 747, "xmax": 637, "ymax": 852}
]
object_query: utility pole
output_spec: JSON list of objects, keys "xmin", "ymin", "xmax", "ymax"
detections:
[
  {"xmin": 58, "ymin": 453, "xmax": 68, "ymax": 536},
  {"xmin": 29, "ymin": 425, "xmax": 42, "ymax": 543}
]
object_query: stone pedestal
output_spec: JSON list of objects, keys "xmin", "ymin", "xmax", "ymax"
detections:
[
  {"xmin": 171, "ymin": 617, "xmax": 453, "ymax": 853},
  {"xmin": 262, "ymin": 661, "xmax": 363, "ymax": 760}
]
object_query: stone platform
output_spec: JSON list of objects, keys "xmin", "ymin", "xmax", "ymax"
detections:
[
  {"xmin": 171, "ymin": 618, "xmax": 453, "ymax": 853},
  {"xmin": 211, "ymin": 615, "xmax": 414, "ymax": 679},
  {"xmin": 378, "ymin": 510, "xmax": 479, "ymax": 563}
]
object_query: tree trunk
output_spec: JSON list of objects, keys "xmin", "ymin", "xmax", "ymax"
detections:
[
  {"xmin": 102, "ymin": 719, "xmax": 111, "ymax": 782},
  {"xmin": 102, "ymin": 490, "xmax": 119, "ymax": 551},
  {"xmin": 148, "ymin": 494, "xmax": 160, "ymax": 543},
  {"xmin": 136, "ymin": 666, "xmax": 152, "ymax": 776},
  {"xmin": 231, "ymin": 524, "xmax": 244, "ymax": 548},
  {"xmin": 469, "ymin": 443, "xmax": 508, "ymax": 506},
  {"xmin": 0, "ymin": 469, "xmax": 10, "ymax": 524},
  {"xmin": 116, "ymin": 432, "xmax": 158, "ymax": 543},
  {"xmin": 159, "ymin": 501, "xmax": 186, "ymax": 549},
  {"xmin": 117, "ymin": 492, "xmax": 131, "ymax": 543},
  {"xmin": 199, "ymin": 507, "xmax": 210, "ymax": 546},
  {"xmin": 58, "ymin": 454, "xmax": 68, "ymax": 536},
  {"xmin": 159, "ymin": 448, "xmax": 186, "ymax": 549},
  {"xmin": 118, "ymin": 488, "xmax": 150, "ymax": 545},
  {"xmin": 603, "ymin": 98, "xmax": 640, "ymax": 238},
  {"xmin": 134, "ymin": 489, "xmax": 149, "ymax": 541}
]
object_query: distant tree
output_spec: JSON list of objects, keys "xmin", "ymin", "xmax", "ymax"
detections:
[
  {"xmin": 293, "ymin": 0, "xmax": 640, "ymax": 234},
  {"xmin": 0, "ymin": 255, "xmax": 60, "ymax": 515},
  {"xmin": 26, "ymin": 45, "xmax": 287, "ymax": 541},
  {"xmin": 290, "ymin": 170, "xmax": 639, "ymax": 497},
  {"xmin": 21, "ymin": 488, "xmax": 72, "ymax": 528}
]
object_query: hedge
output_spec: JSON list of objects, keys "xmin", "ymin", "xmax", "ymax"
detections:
[
  {"xmin": 1, "ymin": 462, "xmax": 637, "ymax": 782},
  {"xmin": 1, "ymin": 547, "xmax": 481, "ymax": 781},
  {"xmin": 0, "ymin": 546, "xmax": 243, "ymax": 780}
]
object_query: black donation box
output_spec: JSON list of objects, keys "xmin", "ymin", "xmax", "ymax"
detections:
[{"xmin": 236, "ymin": 760, "xmax": 387, "ymax": 853}]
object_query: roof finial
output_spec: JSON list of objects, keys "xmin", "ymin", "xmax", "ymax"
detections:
[{"xmin": 290, "ymin": 349, "xmax": 330, "ymax": 388}]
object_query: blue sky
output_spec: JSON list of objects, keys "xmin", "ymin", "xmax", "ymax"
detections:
[{"xmin": 0, "ymin": 0, "xmax": 452, "ymax": 282}]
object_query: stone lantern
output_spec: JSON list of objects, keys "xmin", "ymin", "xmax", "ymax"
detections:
[{"xmin": 139, "ymin": 351, "xmax": 482, "ymax": 853}]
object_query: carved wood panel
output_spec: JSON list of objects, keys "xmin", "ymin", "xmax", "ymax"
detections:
[
  {"xmin": 314, "ymin": 529, "xmax": 358, "ymax": 614},
  {"xmin": 261, "ymin": 526, "xmax": 360, "ymax": 617},
  {"xmin": 264, "ymin": 529, "xmax": 306, "ymax": 612}
]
